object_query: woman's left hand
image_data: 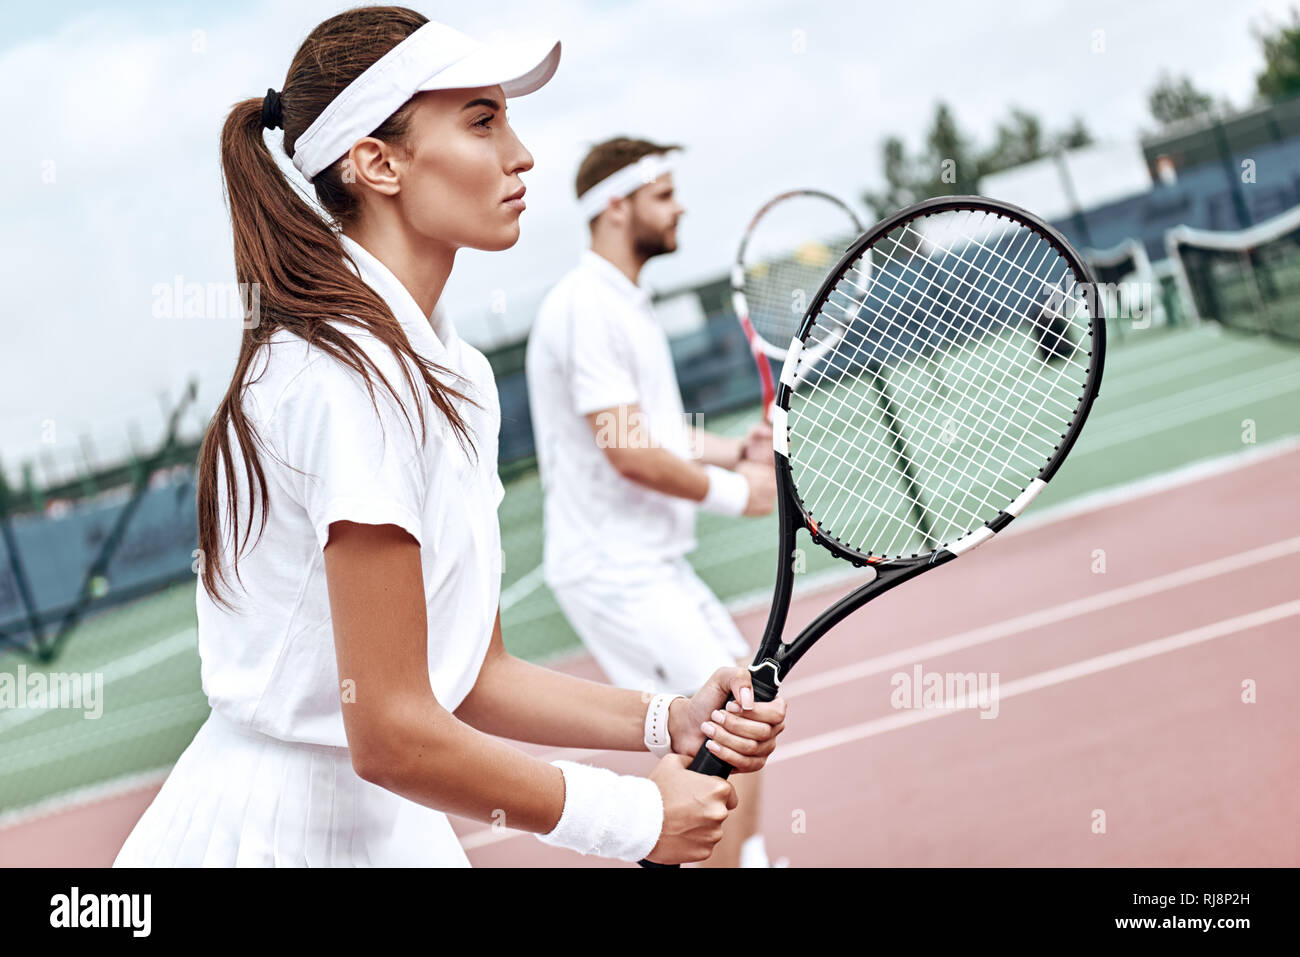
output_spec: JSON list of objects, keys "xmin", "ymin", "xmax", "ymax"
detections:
[{"xmin": 668, "ymin": 667, "xmax": 787, "ymax": 773}]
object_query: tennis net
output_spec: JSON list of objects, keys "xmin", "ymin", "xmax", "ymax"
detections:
[
  {"xmin": 1083, "ymin": 238, "xmax": 1164, "ymax": 339},
  {"xmin": 1167, "ymin": 204, "xmax": 1300, "ymax": 345}
]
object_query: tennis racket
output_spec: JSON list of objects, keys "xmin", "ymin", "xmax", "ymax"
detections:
[
  {"xmin": 732, "ymin": 190, "xmax": 865, "ymax": 419},
  {"xmin": 641, "ymin": 195, "xmax": 1104, "ymax": 867}
]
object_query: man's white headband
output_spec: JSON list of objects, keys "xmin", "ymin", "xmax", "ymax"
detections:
[
  {"xmin": 578, "ymin": 150, "xmax": 681, "ymax": 221},
  {"xmin": 291, "ymin": 21, "xmax": 560, "ymax": 182}
]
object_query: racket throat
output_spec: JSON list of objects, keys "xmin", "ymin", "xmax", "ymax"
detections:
[{"xmin": 747, "ymin": 659, "xmax": 782, "ymax": 702}]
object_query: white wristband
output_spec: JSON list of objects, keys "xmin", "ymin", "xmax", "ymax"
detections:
[
  {"xmin": 535, "ymin": 761, "xmax": 664, "ymax": 862},
  {"xmin": 644, "ymin": 693, "xmax": 686, "ymax": 758},
  {"xmin": 700, "ymin": 465, "xmax": 750, "ymax": 517}
]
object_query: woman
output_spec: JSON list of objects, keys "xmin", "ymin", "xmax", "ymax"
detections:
[{"xmin": 113, "ymin": 6, "xmax": 787, "ymax": 867}]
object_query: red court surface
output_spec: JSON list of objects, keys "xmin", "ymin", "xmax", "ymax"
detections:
[{"xmin": 3, "ymin": 449, "xmax": 1298, "ymax": 867}]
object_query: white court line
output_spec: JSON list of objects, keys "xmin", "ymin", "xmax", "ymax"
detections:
[
  {"xmin": 1085, "ymin": 355, "xmax": 1300, "ymax": 432},
  {"xmin": 458, "ymin": 559, "xmax": 1300, "ymax": 850},
  {"xmin": 0, "ymin": 768, "xmax": 170, "ymax": 833},
  {"xmin": 1101, "ymin": 326, "xmax": 1222, "ymax": 367},
  {"xmin": 0, "ymin": 628, "xmax": 197, "ymax": 734},
  {"xmin": 990, "ymin": 436, "xmax": 1300, "ymax": 538},
  {"xmin": 1077, "ymin": 368, "xmax": 1300, "ymax": 454},
  {"xmin": 4, "ymin": 691, "xmax": 209, "ymax": 771},
  {"xmin": 778, "ymin": 534, "xmax": 1300, "ymax": 698},
  {"xmin": 770, "ymin": 598, "xmax": 1300, "ymax": 763},
  {"xmin": 499, "ymin": 563, "xmax": 547, "ymax": 612},
  {"xmin": 1098, "ymin": 337, "xmax": 1273, "ymax": 400}
]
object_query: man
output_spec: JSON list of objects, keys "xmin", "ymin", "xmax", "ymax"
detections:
[{"xmin": 526, "ymin": 137, "xmax": 780, "ymax": 868}]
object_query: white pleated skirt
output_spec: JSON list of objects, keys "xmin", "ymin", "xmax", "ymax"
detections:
[{"xmin": 113, "ymin": 709, "xmax": 470, "ymax": 867}]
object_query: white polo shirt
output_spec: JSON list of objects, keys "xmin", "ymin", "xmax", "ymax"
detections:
[
  {"xmin": 526, "ymin": 249, "xmax": 694, "ymax": 588},
  {"xmin": 196, "ymin": 233, "xmax": 504, "ymax": 748}
]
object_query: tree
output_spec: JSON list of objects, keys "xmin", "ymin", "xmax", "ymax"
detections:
[
  {"xmin": 861, "ymin": 135, "xmax": 918, "ymax": 220},
  {"xmin": 863, "ymin": 104, "xmax": 1097, "ymax": 217},
  {"xmin": 925, "ymin": 103, "xmax": 982, "ymax": 195},
  {"xmin": 1049, "ymin": 117, "xmax": 1094, "ymax": 152},
  {"xmin": 1256, "ymin": 8, "xmax": 1300, "ymax": 100},
  {"xmin": 981, "ymin": 108, "xmax": 1044, "ymax": 173},
  {"xmin": 1148, "ymin": 73, "xmax": 1216, "ymax": 127}
]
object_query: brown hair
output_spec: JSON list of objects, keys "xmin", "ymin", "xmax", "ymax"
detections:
[
  {"xmin": 574, "ymin": 136, "xmax": 683, "ymax": 217},
  {"xmin": 199, "ymin": 5, "xmax": 472, "ymax": 605}
]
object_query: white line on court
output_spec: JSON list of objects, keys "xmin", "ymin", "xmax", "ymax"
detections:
[
  {"xmin": 1078, "ymin": 368, "xmax": 1300, "ymax": 454},
  {"xmin": 3, "ymin": 691, "xmax": 209, "ymax": 771},
  {"xmin": 1086, "ymin": 355, "xmax": 1300, "ymax": 432},
  {"xmin": 777, "ymin": 534, "xmax": 1300, "ymax": 698},
  {"xmin": 1098, "ymin": 337, "xmax": 1273, "ymax": 400},
  {"xmin": 768, "ymin": 598, "xmax": 1300, "ymax": 763},
  {"xmin": 458, "ymin": 568, "xmax": 1300, "ymax": 850},
  {"xmin": 1101, "ymin": 326, "xmax": 1222, "ymax": 367},
  {"xmin": 500, "ymin": 562, "xmax": 547, "ymax": 612},
  {"xmin": 0, "ymin": 628, "xmax": 197, "ymax": 734},
  {"xmin": 0, "ymin": 768, "xmax": 170, "ymax": 832}
]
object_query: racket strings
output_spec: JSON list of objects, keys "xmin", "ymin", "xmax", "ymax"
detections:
[
  {"xmin": 830, "ymin": 214, "xmax": 1087, "ymax": 427},
  {"xmin": 815, "ymin": 254, "xmax": 1076, "ymax": 470},
  {"xmin": 802, "ymin": 220, "xmax": 1078, "ymax": 495},
  {"xmin": 786, "ymin": 208, "xmax": 1095, "ymax": 559},
  {"xmin": 800, "ymin": 227, "xmax": 1085, "ymax": 555},
  {"xmin": 738, "ymin": 193, "xmax": 861, "ymax": 349},
  {"xmin": 815, "ymin": 247, "xmax": 1080, "ymax": 507},
  {"xmin": 746, "ymin": 255, "xmax": 842, "ymax": 344},
  {"xmin": 795, "ymin": 217, "xmax": 1092, "ymax": 556}
]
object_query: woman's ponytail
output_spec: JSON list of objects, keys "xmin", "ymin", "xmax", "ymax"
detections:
[{"xmin": 198, "ymin": 6, "xmax": 473, "ymax": 606}]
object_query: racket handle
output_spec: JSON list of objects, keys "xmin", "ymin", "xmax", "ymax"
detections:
[{"xmin": 637, "ymin": 662, "xmax": 781, "ymax": 868}]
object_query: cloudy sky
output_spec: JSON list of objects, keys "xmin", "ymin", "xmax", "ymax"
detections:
[{"xmin": 1, "ymin": 0, "xmax": 1293, "ymax": 479}]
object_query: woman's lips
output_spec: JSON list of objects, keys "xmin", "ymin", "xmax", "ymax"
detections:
[{"xmin": 503, "ymin": 186, "xmax": 526, "ymax": 211}]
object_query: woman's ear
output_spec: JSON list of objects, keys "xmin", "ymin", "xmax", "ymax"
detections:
[{"xmin": 346, "ymin": 138, "xmax": 404, "ymax": 197}]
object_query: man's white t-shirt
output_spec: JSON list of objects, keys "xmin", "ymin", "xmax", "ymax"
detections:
[
  {"xmin": 196, "ymin": 232, "xmax": 504, "ymax": 748},
  {"xmin": 526, "ymin": 250, "xmax": 694, "ymax": 588}
]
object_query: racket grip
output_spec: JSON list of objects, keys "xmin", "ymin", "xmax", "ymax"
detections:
[{"xmin": 637, "ymin": 662, "xmax": 782, "ymax": 868}]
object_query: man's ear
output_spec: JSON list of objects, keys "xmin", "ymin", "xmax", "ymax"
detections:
[{"xmin": 604, "ymin": 195, "xmax": 632, "ymax": 227}]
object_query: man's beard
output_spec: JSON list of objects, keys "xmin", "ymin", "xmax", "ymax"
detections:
[{"xmin": 631, "ymin": 214, "xmax": 676, "ymax": 260}]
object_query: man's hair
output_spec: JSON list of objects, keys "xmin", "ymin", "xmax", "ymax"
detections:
[{"xmin": 575, "ymin": 136, "xmax": 683, "ymax": 201}]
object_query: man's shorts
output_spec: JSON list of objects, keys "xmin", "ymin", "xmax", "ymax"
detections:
[{"xmin": 550, "ymin": 556, "xmax": 751, "ymax": 696}]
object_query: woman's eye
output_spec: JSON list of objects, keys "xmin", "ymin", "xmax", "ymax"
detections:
[{"xmin": 475, "ymin": 114, "xmax": 494, "ymax": 130}]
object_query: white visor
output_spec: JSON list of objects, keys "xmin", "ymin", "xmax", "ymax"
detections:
[{"xmin": 292, "ymin": 20, "xmax": 561, "ymax": 181}]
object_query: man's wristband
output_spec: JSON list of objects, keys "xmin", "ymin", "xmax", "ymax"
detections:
[{"xmin": 700, "ymin": 464, "xmax": 749, "ymax": 517}]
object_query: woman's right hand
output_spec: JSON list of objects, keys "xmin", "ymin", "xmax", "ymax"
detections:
[{"xmin": 644, "ymin": 754, "xmax": 738, "ymax": 864}]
